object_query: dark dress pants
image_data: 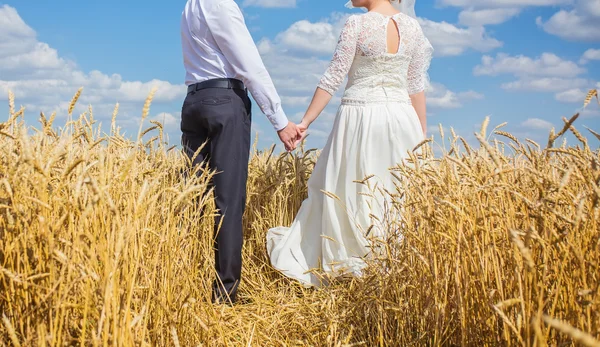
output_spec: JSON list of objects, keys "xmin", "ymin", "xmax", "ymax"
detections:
[{"xmin": 180, "ymin": 82, "xmax": 252, "ymax": 303}]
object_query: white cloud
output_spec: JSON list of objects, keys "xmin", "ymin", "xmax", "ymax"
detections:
[
  {"xmin": 152, "ymin": 112, "xmax": 178, "ymax": 127},
  {"xmin": 578, "ymin": 0, "xmax": 600, "ymax": 18},
  {"xmin": 281, "ymin": 95, "xmax": 311, "ymax": 107},
  {"xmin": 261, "ymin": 52, "xmax": 330, "ymax": 95},
  {"xmin": 0, "ymin": 5, "xmax": 35, "ymax": 57},
  {"xmin": 257, "ymin": 39, "xmax": 274, "ymax": 55},
  {"xmin": 419, "ymin": 19, "xmax": 503, "ymax": 56},
  {"xmin": 242, "ymin": 0, "xmax": 296, "ymax": 8},
  {"xmin": 0, "ymin": 42, "xmax": 67, "ymax": 74},
  {"xmin": 536, "ymin": 0, "xmax": 600, "ymax": 42},
  {"xmin": 458, "ymin": 8, "xmax": 521, "ymax": 26},
  {"xmin": 438, "ymin": 0, "xmax": 575, "ymax": 27},
  {"xmin": 474, "ymin": 52, "xmax": 585, "ymax": 77},
  {"xmin": 580, "ymin": 48, "xmax": 600, "ymax": 64},
  {"xmin": 427, "ymin": 124, "xmax": 449, "ymax": 136},
  {"xmin": 555, "ymin": 88, "xmax": 587, "ymax": 103},
  {"xmin": 250, "ymin": 121, "xmax": 274, "ymax": 143},
  {"xmin": 438, "ymin": 0, "xmax": 568, "ymax": 6},
  {"xmin": 273, "ymin": 20, "xmax": 339, "ymax": 55},
  {"xmin": 269, "ymin": 11, "xmax": 505, "ymax": 59},
  {"xmin": 582, "ymin": 108, "xmax": 600, "ymax": 118},
  {"xmin": 0, "ymin": 5, "xmax": 185, "ymax": 119},
  {"xmin": 428, "ymin": 89, "xmax": 461, "ymax": 108},
  {"xmin": 458, "ymin": 90, "xmax": 485, "ymax": 100},
  {"xmin": 427, "ymin": 83, "xmax": 483, "ymax": 108},
  {"xmin": 501, "ymin": 77, "xmax": 590, "ymax": 92},
  {"xmin": 521, "ymin": 118, "xmax": 554, "ymax": 130},
  {"xmin": 259, "ymin": 13, "xmax": 350, "ymax": 57},
  {"xmin": 473, "ymin": 52, "xmax": 595, "ymax": 94}
]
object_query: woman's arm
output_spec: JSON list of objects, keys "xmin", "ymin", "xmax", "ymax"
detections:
[
  {"xmin": 300, "ymin": 88, "xmax": 332, "ymax": 128},
  {"xmin": 407, "ymin": 20, "xmax": 434, "ymax": 138},
  {"xmin": 410, "ymin": 91, "xmax": 426, "ymax": 136},
  {"xmin": 299, "ymin": 16, "xmax": 358, "ymax": 131}
]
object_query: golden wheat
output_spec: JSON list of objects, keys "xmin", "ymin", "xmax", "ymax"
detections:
[{"xmin": 0, "ymin": 89, "xmax": 599, "ymax": 346}]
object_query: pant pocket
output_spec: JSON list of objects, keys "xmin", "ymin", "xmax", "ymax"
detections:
[{"xmin": 200, "ymin": 96, "xmax": 232, "ymax": 106}]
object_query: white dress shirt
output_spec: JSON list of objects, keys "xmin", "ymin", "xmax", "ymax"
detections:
[{"xmin": 181, "ymin": 0, "xmax": 289, "ymax": 131}]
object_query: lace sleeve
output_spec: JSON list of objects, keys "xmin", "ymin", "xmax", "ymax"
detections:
[
  {"xmin": 407, "ymin": 21, "xmax": 434, "ymax": 95},
  {"xmin": 317, "ymin": 16, "xmax": 358, "ymax": 95}
]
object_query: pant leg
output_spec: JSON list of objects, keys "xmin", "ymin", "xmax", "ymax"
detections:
[{"xmin": 180, "ymin": 87, "xmax": 251, "ymax": 303}]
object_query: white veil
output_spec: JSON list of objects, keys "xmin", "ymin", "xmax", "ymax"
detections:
[{"xmin": 345, "ymin": 0, "xmax": 417, "ymax": 19}]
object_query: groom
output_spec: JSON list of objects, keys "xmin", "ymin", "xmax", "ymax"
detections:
[{"xmin": 180, "ymin": 0, "xmax": 302, "ymax": 304}]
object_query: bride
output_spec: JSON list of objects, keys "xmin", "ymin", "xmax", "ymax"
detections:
[{"xmin": 267, "ymin": 0, "xmax": 433, "ymax": 287}]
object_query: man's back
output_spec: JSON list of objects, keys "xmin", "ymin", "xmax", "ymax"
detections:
[
  {"xmin": 180, "ymin": 0, "xmax": 289, "ymax": 131},
  {"xmin": 181, "ymin": 0, "xmax": 236, "ymax": 86}
]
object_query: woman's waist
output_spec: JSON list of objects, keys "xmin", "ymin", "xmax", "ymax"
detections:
[
  {"xmin": 341, "ymin": 88, "xmax": 411, "ymax": 105},
  {"xmin": 341, "ymin": 98, "xmax": 412, "ymax": 106}
]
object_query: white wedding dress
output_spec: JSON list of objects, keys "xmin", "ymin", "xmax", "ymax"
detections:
[{"xmin": 267, "ymin": 12, "xmax": 434, "ymax": 287}]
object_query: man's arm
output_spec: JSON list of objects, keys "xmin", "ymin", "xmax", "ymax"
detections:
[
  {"xmin": 204, "ymin": 1, "xmax": 301, "ymax": 150},
  {"xmin": 204, "ymin": 2, "xmax": 287, "ymax": 129}
]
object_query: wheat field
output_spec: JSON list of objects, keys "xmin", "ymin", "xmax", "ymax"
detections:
[{"xmin": 0, "ymin": 88, "xmax": 599, "ymax": 346}]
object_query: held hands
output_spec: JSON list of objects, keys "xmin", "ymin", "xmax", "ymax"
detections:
[
  {"xmin": 277, "ymin": 87, "xmax": 328, "ymax": 151},
  {"xmin": 277, "ymin": 120, "xmax": 310, "ymax": 152},
  {"xmin": 277, "ymin": 122, "xmax": 303, "ymax": 152}
]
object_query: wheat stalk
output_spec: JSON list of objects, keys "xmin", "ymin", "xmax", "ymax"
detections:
[
  {"xmin": 544, "ymin": 316, "xmax": 600, "ymax": 347},
  {"xmin": 0, "ymin": 92, "xmax": 597, "ymax": 346},
  {"xmin": 68, "ymin": 87, "xmax": 83, "ymax": 116},
  {"xmin": 111, "ymin": 103, "xmax": 119, "ymax": 135},
  {"xmin": 583, "ymin": 89, "xmax": 598, "ymax": 109},
  {"xmin": 136, "ymin": 87, "xmax": 157, "ymax": 142},
  {"xmin": 8, "ymin": 90, "xmax": 15, "ymax": 116}
]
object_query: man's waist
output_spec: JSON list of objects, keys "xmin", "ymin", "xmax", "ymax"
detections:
[{"xmin": 187, "ymin": 78, "xmax": 246, "ymax": 94}]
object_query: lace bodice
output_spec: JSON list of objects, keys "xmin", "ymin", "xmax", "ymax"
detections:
[{"xmin": 318, "ymin": 12, "xmax": 433, "ymax": 104}]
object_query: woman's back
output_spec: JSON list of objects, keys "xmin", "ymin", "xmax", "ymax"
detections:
[{"xmin": 318, "ymin": 11, "xmax": 433, "ymax": 105}]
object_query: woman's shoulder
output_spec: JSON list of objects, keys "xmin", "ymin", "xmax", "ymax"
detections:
[
  {"xmin": 396, "ymin": 12, "xmax": 420, "ymax": 27},
  {"xmin": 353, "ymin": 11, "xmax": 419, "ymax": 24},
  {"xmin": 338, "ymin": 14, "xmax": 364, "ymax": 33},
  {"xmin": 345, "ymin": 14, "xmax": 361, "ymax": 23},
  {"xmin": 393, "ymin": 12, "xmax": 424, "ymax": 36},
  {"xmin": 346, "ymin": 11, "xmax": 421, "ymax": 31}
]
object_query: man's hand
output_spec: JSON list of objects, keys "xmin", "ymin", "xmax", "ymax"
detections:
[{"xmin": 277, "ymin": 122, "xmax": 303, "ymax": 152}]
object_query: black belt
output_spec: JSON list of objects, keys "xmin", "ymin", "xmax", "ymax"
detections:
[{"xmin": 187, "ymin": 78, "xmax": 246, "ymax": 94}]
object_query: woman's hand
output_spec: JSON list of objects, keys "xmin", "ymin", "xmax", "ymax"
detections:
[
  {"xmin": 299, "ymin": 119, "xmax": 310, "ymax": 132},
  {"xmin": 294, "ymin": 120, "xmax": 310, "ymax": 147}
]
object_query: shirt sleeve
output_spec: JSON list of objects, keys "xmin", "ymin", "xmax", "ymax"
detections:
[
  {"xmin": 204, "ymin": 1, "xmax": 289, "ymax": 131},
  {"xmin": 317, "ymin": 16, "xmax": 358, "ymax": 96},
  {"xmin": 407, "ymin": 20, "xmax": 434, "ymax": 96}
]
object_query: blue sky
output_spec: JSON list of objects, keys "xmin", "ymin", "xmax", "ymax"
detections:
[{"xmin": 0, "ymin": 0, "xmax": 598, "ymax": 152}]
